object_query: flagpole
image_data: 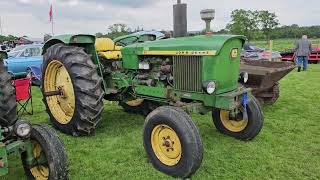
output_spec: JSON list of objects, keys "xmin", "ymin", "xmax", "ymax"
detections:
[
  {"xmin": 51, "ymin": 13, "xmax": 54, "ymax": 36},
  {"xmin": 51, "ymin": 5, "xmax": 54, "ymax": 36}
]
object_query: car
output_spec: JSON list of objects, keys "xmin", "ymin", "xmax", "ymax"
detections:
[
  {"xmin": 113, "ymin": 31, "xmax": 165, "ymax": 47},
  {"xmin": 3, "ymin": 44, "xmax": 43, "ymax": 78},
  {"xmin": 241, "ymin": 43, "xmax": 282, "ymax": 61}
]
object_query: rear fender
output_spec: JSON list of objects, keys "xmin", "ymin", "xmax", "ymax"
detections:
[{"xmin": 43, "ymin": 34, "xmax": 100, "ymax": 64}]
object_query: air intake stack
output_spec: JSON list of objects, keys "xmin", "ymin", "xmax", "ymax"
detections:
[
  {"xmin": 200, "ymin": 9, "xmax": 215, "ymax": 33},
  {"xmin": 173, "ymin": 0, "xmax": 187, "ymax": 37}
]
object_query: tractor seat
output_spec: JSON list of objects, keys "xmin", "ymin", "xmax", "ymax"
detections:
[{"xmin": 95, "ymin": 38, "xmax": 122, "ymax": 60}]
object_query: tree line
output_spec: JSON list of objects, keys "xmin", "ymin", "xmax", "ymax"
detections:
[
  {"xmin": 95, "ymin": 23, "xmax": 144, "ymax": 39},
  {"xmin": 220, "ymin": 9, "xmax": 320, "ymax": 40},
  {"xmin": 0, "ymin": 35, "xmax": 18, "ymax": 42}
]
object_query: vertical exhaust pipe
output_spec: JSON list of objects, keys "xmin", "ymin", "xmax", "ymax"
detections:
[{"xmin": 173, "ymin": 0, "xmax": 187, "ymax": 37}]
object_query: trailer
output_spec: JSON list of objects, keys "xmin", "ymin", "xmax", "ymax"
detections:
[
  {"xmin": 281, "ymin": 47, "xmax": 320, "ymax": 64},
  {"xmin": 240, "ymin": 60, "xmax": 295, "ymax": 105}
]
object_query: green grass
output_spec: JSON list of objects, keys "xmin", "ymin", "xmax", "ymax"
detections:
[
  {"xmin": 3, "ymin": 61, "xmax": 320, "ymax": 179},
  {"xmin": 252, "ymin": 38, "xmax": 320, "ymax": 52}
]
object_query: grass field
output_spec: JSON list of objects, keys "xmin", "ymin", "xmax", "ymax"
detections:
[{"xmin": 3, "ymin": 50, "xmax": 320, "ymax": 179}]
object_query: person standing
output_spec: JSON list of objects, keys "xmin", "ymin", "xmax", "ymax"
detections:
[{"xmin": 295, "ymin": 35, "xmax": 312, "ymax": 72}]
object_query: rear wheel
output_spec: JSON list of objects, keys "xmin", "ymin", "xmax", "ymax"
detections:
[
  {"xmin": 22, "ymin": 124, "xmax": 68, "ymax": 180},
  {"xmin": 0, "ymin": 60, "xmax": 17, "ymax": 126},
  {"xmin": 143, "ymin": 106, "xmax": 203, "ymax": 178},
  {"xmin": 119, "ymin": 99, "xmax": 160, "ymax": 116},
  {"xmin": 41, "ymin": 44, "xmax": 104, "ymax": 136},
  {"xmin": 263, "ymin": 83, "xmax": 280, "ymax": 105},
  {"xmin": 212, "ymin": 95, "xmax": 263, "ymax": 141}
]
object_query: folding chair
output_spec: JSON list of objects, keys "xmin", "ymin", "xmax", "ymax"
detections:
[{"xmin": 13, "ymin": 78, "xmax": 33, "ymax": 116}]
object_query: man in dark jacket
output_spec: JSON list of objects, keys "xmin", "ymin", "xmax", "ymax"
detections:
[{"xmin": 295, "ymin": 35, "xmax": 312, "ymax": 72}]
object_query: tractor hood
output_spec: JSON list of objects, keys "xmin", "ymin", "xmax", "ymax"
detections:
[{"xmin": 122, "ymin": 35, "xmax": 246, "ymax": 56}]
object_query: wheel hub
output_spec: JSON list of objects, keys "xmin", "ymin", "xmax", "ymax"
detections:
[
  {"xmin": 220, "ymin": 109, "xmax": 248, "ymax": 132},
  {"xmin": 151, "ymin": 124, "xmax": 182, "ymax": 166},
  {"xmin": 126, "ymin": 99, "xmax": 144, "ymax": 107},
  {"xmin": 44, "ymin": 60, "xmax": 75, "ymax": 124},
  {"xmin": 30, "ymin": 141, "xmax": 49, "ymax": 180}
]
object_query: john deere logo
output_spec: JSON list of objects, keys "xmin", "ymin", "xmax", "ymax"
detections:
[
  {"xmin": 143, "ymin": 50, "xmax": 216, "ymax": 56},
  {"xmin": 230, "ymin": 48, "xmax": 238, "ymax": 58}
]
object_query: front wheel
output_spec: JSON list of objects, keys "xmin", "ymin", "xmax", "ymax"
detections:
[
  {"xmin": 143, "ymin": 106, "xmax": 203, "ymax": 178},
  {"xmin": 22, "ymin": 124, "xmax": 68, "ymax": 180},
  {"xmin": 212, "ymin": 95, "xmax": 263, "ymax": 141}
]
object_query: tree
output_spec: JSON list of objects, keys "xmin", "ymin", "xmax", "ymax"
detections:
[
  {"xmin": 226, "ymin": 9, "xmax": 260, "ymax": 41},
  {"xmin": 216, "ymin": 29, "xmax": 229, "ymax": 34},
  {"xmin": 95, "ymin": 32, "xmax": 103, "ymax": 37},
  {"xmin": 107, "ymin": 24, "xmax": 131, "ymax": 39},
  {"xmin": 0, "ymin": 35, "xmax": 17, "ymax": 42},
  {"xmin": 258, "ymin": 11, "xmax": 279, "ymax": 40}
]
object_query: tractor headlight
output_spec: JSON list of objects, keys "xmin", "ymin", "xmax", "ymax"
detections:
[
  {"xmin": 14, "ymin": 120, "xmax": 31, "ymax": 138},
  {"xmin": 239, "ymin": 72, "xmax": 249, "ymax": 83},
  {"xmin": 203, "ymin": 81, "xmax": 216, "ymax": 94}
]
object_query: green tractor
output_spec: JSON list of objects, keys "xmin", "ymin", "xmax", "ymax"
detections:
[
  {"xmin": 41, "ymin": 34, "xmax": 263, "ymax": 178},
  {"xmin": 0, "ymin": 59, "xmax": 68, "ymax": 179}
]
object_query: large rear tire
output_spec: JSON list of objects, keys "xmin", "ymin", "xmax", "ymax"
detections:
[
  {"xmin": 0, "ymin": 60, "xmax": 17, "ymax": 126},
  {"xmin": 22, "ymin": 124, "xmax": 68, "ymax": 180},
  {"xmin": 212, "ymin": 95, "xmax": 263, "ymax": 141},
  {"xmin": 263, "ymin": 83, "xmax": 280, "ymax": 105},
  {"xmin": 119, "ymin": 99, "xmax": 160, "ymax": 116},
  {"xmin": 143, "ymin": 106, "xmax": 203, "ymax": 178},
  {"xmin": 41, "ymin": 44, "xmax": 104, "ymax": 136}
]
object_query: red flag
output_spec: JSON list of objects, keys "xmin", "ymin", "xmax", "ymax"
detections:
[{"xmin": 49, "ymin": 5, "xmax": 53, "ymax": 22}]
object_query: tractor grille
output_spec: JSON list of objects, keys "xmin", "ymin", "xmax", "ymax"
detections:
[{"xmin": 173, "ymin": 56, "xmax": 203, "ymax": 92}]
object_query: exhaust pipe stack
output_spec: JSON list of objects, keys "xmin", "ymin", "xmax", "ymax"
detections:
[{"xmin": 173, "ymin": 0, "xmax": 187, "ymax": 37}]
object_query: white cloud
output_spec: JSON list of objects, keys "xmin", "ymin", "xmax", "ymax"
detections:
[
  {"xmin": 18, "ymin": 0, "xmax": 46, "ymax": 4},
  {"xmin": 0, "ymin": 0, "xmax": 319, "ymax": 37},
  {"xmin": 66, "ymin": 0, "xmax": 79, "ymax": 7}
]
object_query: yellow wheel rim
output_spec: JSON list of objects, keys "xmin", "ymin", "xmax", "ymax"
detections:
[
  {"xmin": 30, "ymin": 141, "xmax": 49, "ymax": 180},
  {"xmin": 126, "ymin": 99, "xmax": 144, "ymax": 107},
  {"xmin": 151, "ymin": 124, "xmax": 182, "ymax": 166},
  {"xmin": 44, "ymin": 60, "xmax": 75, "ymax": 124},
  {"xmin": 220, "ymin": 110, "xmax": 248, "ymax": 132}
]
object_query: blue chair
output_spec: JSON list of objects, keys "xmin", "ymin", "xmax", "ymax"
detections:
[{"xmin": 27, "ymin": 65, "xmax": 42, "ymax": 86}]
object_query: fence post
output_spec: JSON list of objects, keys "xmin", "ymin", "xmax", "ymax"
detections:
[{"xmin": 269, "ymin": 40, "xmax": 273, "ymax": 61}]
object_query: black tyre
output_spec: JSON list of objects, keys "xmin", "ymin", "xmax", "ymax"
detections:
[
  {"xmin": 22, "ymin": 124, "xmax": 68, "ymax": 180},
  {"xmin": 0, "ymin": 60, "xmax": 17, "ymax": 126},
  {"xmin": 143, "ymin": 106, "xmax": 203, "ymax": 178},
  {"xmin": 213, "ymin": 95, "xmax": 264, "ymax": 141},
  {"xmin": 119, "ymin": 99, "xmax": 160, "ymax": 116},
  {"xmin": 41, "ymin": 44, "xmax": 104, "ymax": 136}
]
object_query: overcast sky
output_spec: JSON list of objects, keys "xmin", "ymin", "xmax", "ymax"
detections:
[{"xmin": 0, "ymin": 0, "xmax": 319, "ymax": 37}]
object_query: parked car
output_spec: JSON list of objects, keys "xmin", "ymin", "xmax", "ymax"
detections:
[
  {"xmin": 4, "ymin": 44, "xmax": 43, "ymax": 78},
  {"xmin": 241, "ymin": 43, "xmax": 282, "ymax": 61},
  {"xmin": 113, "ymin": 31, "xmax": 165, "ymax": 46}
]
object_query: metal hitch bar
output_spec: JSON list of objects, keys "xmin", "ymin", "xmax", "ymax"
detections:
[{"xmin": 44, "ymin": 87, "xmax": 63, "ymax": 97}]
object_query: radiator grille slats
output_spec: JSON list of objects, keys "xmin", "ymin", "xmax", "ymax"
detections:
[{"xmin": 173, "ymin": 56, "xmax": 203, "ymax": 92}]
